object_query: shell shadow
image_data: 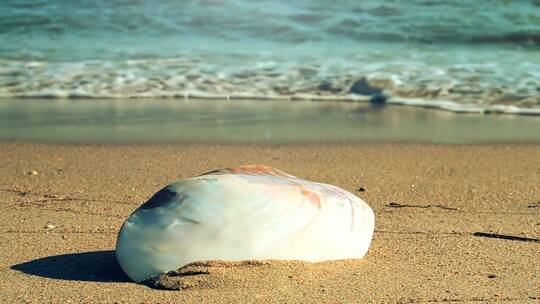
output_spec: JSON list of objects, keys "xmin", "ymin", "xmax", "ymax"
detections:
[{"xmin": 11, "ymin": 250, "xmax": 130, "ymax": 283}]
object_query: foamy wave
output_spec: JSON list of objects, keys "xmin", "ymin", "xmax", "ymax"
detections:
[
  {"xmin": 1, "ymin": 57, "xmax": 539, "ymax": 115},
  {"xmin": 387, "ymin": 98, "xmax": 540, "ymax": 115}
]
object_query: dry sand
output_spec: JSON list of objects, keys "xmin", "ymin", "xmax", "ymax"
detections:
[{"xmin": 0, "ymin": 142, "xmax": 539, "ymax": 303}]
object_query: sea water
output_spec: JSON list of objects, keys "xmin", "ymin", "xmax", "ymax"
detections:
[{"xmin": 1, "ymin": 0, "xmax": 540, "ymax": 114}]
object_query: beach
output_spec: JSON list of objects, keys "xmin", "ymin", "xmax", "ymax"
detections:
[
  {"xmin": 1, "ymin": 142, "xmax": 538, "ymax": 303},
  {"xmin": 2, "ymin": 0, "xmax": 540, "ymax": 302}
]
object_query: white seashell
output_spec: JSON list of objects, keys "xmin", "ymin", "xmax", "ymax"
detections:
[{"xmin": 116, "ymin": 165, "xmax": 375, "ymax": 282}]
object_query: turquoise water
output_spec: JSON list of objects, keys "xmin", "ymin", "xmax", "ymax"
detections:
[
  {"xmin": 1, "ymin": 99, "xmax": 539, "ymax": 143},
  {"xmin": 1, "ymin": 1, "xmax": 539, "ymax": 114}
]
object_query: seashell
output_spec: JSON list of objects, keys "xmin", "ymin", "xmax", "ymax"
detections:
[{"xmin": 116, "ymin": 165, "xmax": 375, "ymax": 282}]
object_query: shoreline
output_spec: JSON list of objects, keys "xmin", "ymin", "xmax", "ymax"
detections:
[
  {"xmin": 3, "ymin": 139, "xmax": 540, "ymax": 146},
  {"xmin": 1, "ymin": 142, "xmax": 539, "ymax": 303}
]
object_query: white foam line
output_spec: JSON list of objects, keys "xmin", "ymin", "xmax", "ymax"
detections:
[
  {"xmin": 1, "ymin": 92, "xmax": 539, "ymax": 116},
  {"xmin": 388, "ymin": 97, "xmax": 540, "ymax": 115}
]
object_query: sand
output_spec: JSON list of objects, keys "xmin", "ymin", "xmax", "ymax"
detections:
[{"xmin": 0, "ymin": 142, "xmax": 539, "ymax": 303}]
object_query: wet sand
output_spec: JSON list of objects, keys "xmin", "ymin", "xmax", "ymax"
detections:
[
  {"xmin": 2, "ymin": 99, "xmax": 540, "ymax": 144},
  {"xmin": 0, "ymin": 142, "xmax": 539, "ymax": 303}
]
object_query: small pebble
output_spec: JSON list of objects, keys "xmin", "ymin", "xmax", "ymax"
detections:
[
  {"xmin": 357, "ymin": 186, "xmax": 366, "ymax": 192},
  {"xmin": 45, "ymin": 224, "xmax": 55, "ymax": 229},
  {"xmin": 487, "ymin": 274, "xmax": 497, "ymax": 279},
  {"xmin": 28, "ymin": 170, "xmax": 39, "ymax": 175}
]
